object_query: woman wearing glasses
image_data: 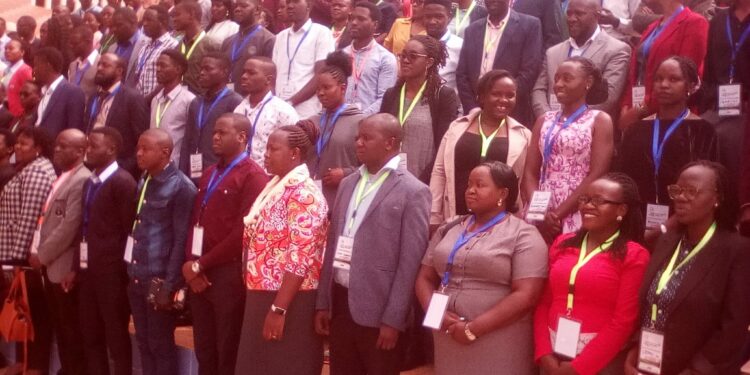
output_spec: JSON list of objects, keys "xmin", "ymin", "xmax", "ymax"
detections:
[
  {"xmin": 533, "ymin": 173, "xmax": 650, "ymax": 375},
  {"xmin": 380, "ymin": 34, "xmax": 458, "ymax": 182},
  {"xmin": 616, "ymin": 57, "xmax": 718, "ymax": 232},
  {"xmin": 429, "ymin": 70, "xmax": 531, "ymax": 231},
  {"xmin": 624, "ymin": 161, "xmax": 750, "ymax": 375},
  {"xmin": 416, "ymin": 161, "xmax": 547, "ymax": 375}
]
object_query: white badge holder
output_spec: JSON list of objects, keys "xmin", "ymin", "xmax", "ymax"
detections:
[
  {"xmin": 718, "ymin": 84, "xmax": 742, "ymax": 117},
  {"xmin": 124, "ymin": 236, "xmax": 134, "ymax": 263},
  {"xmin": 191, "ymin": 226, "xmax": 204, "ymax": 257},
  {"xmin": 553, "ymin": 316, "xmax": 582, "ymax": 359},
  {"xmin": 190, "ymin": 153, "xmax": 203, "ymax": 179},
  {"xmin": 279, "ymin": 85, "xmax": 295, "ymax": 99},
  {"xmin": 333, "ymin": 236, "xmax": 353, "ymax": 271},
  {"xmin": 423, "ymin": 292, "xmax": 450, "ymax": 329},
  {"xmin": 526, "ymin": 191, "xmax": 552, "ymax": 222},
  {"xmin": 80, "ymin": 241, "xmax": 89, "ymax": 270},
  {"xmin": 30, "ymin": 229, "xmax": 41, "ymax": 255},
  {"xmin": 632, "ymin": 86, "xmax": 646, "ymax": 108},
  {"xmin": 398, "ymin": 152, "xmax": 408, "ymax": 170},
  {"xmin": 549, "ymin": 93, "xmax": 562, "ymax": 112},
  {"xmin": 645, "ymin": 204, "xmax": 670, "ymax": 230},
  {"xmin": 638, "ymin": 328, "xmax": 665, "ymax": 375}
]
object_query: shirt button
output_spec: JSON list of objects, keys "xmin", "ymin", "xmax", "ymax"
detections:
[
  {"xmin": 134, "ymin": 279, "xmax": 139, "ymax": 284},
  {"xmin": 132, "ymin": 260, "xmax": 137, "ymax": 265},
  {"xmin": 658, "ymin": 309, "xmax": 663, "ymax": 314}
]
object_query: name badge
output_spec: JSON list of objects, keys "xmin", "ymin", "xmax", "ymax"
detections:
[
  {"xmin": 124, "ymin": 235, "xmax": 134, "ymax": 263},
  {"xmin": 423, "ymin": 292, "xmax": 450, "ymax": 329},
  {"xmin": 31, "ymin": 229, "xmax": 41, "ymax": 255},
  {"xmin": 398, "ymin": 152, "xmax": 408, "ymax": 171},
  {"xmin": 632, "ymin": 86, "xmax": 646, "ymax": 108},
  {"xmin": 718, "ymin": 84, "xmax": 742, "ymax": 117},
  {"xmin": 526, "ymin": 191, "xmax": 552, "ymax": 222},
  {"xmin": 333, "ymin": 236, "xmax": 353, "ymax": 271},
  {"xmin": 549, "ymin": 93, "xmax": 561, "ymax": 112},
  {"xmin": 313, "ymin": 179, "xmax": 323, "ymax": 192},
  {"xmin": 191, "ymin": 226, "xmax": 204, "ymax": 257},
  {"xmin": 80, "ymin": 241, "xmax": 89, "ymax": 270},
  {"xmin": 637, "ymin": 328, "xmax": 664, "ymax": 375},
  {"xmin": 190, "ymin": 153, "xmax": 203, "ymax": 179},
  {"xmin": 645, "ymin": 204, "xmax": 669, "ymax": 230},
  {"xmin": 280, "ymin": 85, "xmax": 295, "ymax": 99},
  {"xmin": 553, "ymin": 316, "xmax": 581, "ymax": 359}
]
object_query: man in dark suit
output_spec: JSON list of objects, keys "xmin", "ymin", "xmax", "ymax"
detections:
[
  {"xmin": 78, "ymin": 127, "xmax": 136, "ymax": 375},
  {"xmin": 86, "ymin": 52, "xmax": 148, "ymax": 177},
  {"xmin": 455, "ymin": 0, "xmax": 542, "ymax": 125},
  {"xmin": 33, "ymin": 47, "xmax": 87, "ymax": 137},
  {"xmin": 315, "ymin": 113, "xmax": 431, "ymax": 375},
  {"xmin": 512, "ymin": 0, "xmax": 564, "ymax": 49}
]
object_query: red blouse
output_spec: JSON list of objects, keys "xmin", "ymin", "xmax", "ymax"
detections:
[{"xmin": 533, "ymin": 233, "xmax": 650, "ymax": 375}]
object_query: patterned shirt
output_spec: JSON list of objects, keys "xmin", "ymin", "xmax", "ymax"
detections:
[
  {"xmin": 233, "ymin": 92, "xmax": 300, "ymax": 167},
  {"xmin": 131, "ymin": 33, "xmax": 178, "ymax": 96}
]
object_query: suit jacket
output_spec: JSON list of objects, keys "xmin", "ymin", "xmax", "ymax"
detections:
[
  {"xmin": 85, "ymin": 84, "xmax": 148, "ymax": 176},
  {"xmin": 38, "ymin": 80, "xmax": 87, "ymax": 137},
  {"xmin": 632, "ymin": 0, "xmax": 715, "ymax": 34},
  {"xmin": 512, "ymin": 0, "xmax": 565, "ymax": 49},
  {"xmin": 531, "ymin": 29, "xmax": 631, "ymax": 119},
  {"xmin": 67, "ymin": 56, "xmax": 99, "ymax": 102},
  {"xmin": 37, "ymin": 164, "xmax": 91, "ymax": 283},
  {"xmin": 316, "ymin": 166, "xmax": 431, "ymax": 331},
  {"xmin": 6, "ymin": 64, "xmax": 32, "ymax": 117},
  {"xmin": 106, "ymin": 33, "xmax": 150, "ymax": 81},
  {"xmin": 456, "ymin": 11, "xmax": 543, "ymax": 125},
  {"xmin": 624, "ymin": 7, "xmax": 709, "ymax": 109},
  {"xmin": 637, "ymin": 229, "xmax": 750, "ymax": 375}
]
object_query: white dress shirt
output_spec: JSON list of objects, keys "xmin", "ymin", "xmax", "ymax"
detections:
[
  {"xmin": 206, "ymin": 20, "xmax": 240, "ymax": 44},
  {"xmin": 568, "ymin": 25, "xmax": 601, "ymax": 57},
  {"xmin": 480, "ymin": 12, "xmax": 511, "ymax": 77},
  {"xmin": 36, "ymin": 75, "xmax": 65, "ymax": 126},
  {"xmin": 440, "ymin": 31, "xmax": 464, "ymax": 91}
]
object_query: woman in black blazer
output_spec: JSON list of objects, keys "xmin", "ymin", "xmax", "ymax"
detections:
[
  {"xmin": 380, "ymin": 34, "xmax": 458, "ymax": 183},
  {"xmin": 624, "ymin": 160, "xmax": 750, "ymax": 375}
]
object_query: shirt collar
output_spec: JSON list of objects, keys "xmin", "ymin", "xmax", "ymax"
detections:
[
  {"xmin": 351, "ymin": 38, "xmax": 376, "ymax": 53},
  {"xmin": 93, "ymin": 160, "xmax": 119, "ymax": 183},
  {"xmin": 487, "ymin": 11, "xmax": 510, "ymax": 29},
  {"xmin": 293, "ymin": 19, "xmax": 313, "ymax": 34},
  {"xmin": 6, "ymin": 59, "xmax": 24, "ymax": 74},
  {"xmin": 82, "ymin": 49, "xmax": 99, "ymax": 65},
  {"xmin": 120, "ymin": 30, "xmax": 140, "ymax": 46},
  {"xmin": 160, "ymin": 84, "xmax": 185, "ymax": 101},
  {"xmin": 148, "ymin": 162, "xmax": 176, "ymax": 183},
  {"xmin": 43, "ymin": 75, "xmax": 65, "ymax": 95},
  {"xmin": 440, "ymin": 30, "xmax": 452, "ymax": 42},
  {"xmin": 358, "ymin": 154, "xmax": 401, "ymax": 178},
  {"xmin": 101, "ymin": 80, "xmax": 121, "ymax": 95},
  {"xmin": 569, "ymin": 25, "xmax": 600, "ymax": 50}
]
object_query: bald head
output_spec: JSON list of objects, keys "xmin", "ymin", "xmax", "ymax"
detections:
[
  {"xmin": 59, "ymin": 129, "xmax": 88, "ymax": 148},
  {"xmin": 55, "ymin": 129, "xmax": 88, "ymax": 170},
  {"xmin": 213, "ymin": 113, "xmax": 250, "ymax": 159},
  {"xmin": 367, "ymin": 113, "xmax": 403, "ymax": 143},
  {"xmin": 356, "ymin": 113, "xmax": 402, "ymax": 172},
  {"xmin": 136, "ymin": 129, "xmax": 173, "ymax": 173},
  {"xmin": 143, "ymin": 128, "xmax": 174, "ymax": 151}
]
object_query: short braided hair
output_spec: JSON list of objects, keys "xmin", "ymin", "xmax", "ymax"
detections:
[
  {"xmin": 280, "ymin": 121, "xmax": 321, "ymax": 161},
  {"xmin": 320, "ymin": 50, "xmax": 352, "ymax": 85}
]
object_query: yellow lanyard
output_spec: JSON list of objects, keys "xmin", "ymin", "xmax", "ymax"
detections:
[
  {"xmin": 347, "ymin": 170, "xmax": 391, "ymax": 232},
  {"xmin": 484, "ymin": 19, "xmax": 508, "ymax": 55},
  {"xmin": 155, "ymin": 98, "xmax": 172, "ymax": 128},
  {"xmin": 477, "ymin": 112, "xmax": 505, "ymax": 158},
  {"xmin": 566, "ymin": 231, "xmax": 620, "ymax": 314},
  {"xmin": 132, "ymin": 176, "xmax": 151, "ymax": 233},
  {"xmin": 650, "ymin": 222, "xmax": 716, "ymax": 322},
  {"xmin": 455, "ymin": 1, "xmax": 476, "ymax": 31},
  {"xmin": 398, "ymin": 81, "xmax": 426, "ymax": 125},
  {"xmin": 180, "ymin": 31, "xmax": 206, "ymax": 60}
]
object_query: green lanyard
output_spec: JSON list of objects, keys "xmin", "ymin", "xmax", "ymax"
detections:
[
  {"xmin": 181, "ymin": 31, "xmax": 206, "ymax": 60},
  {"xmin": 132, "ymin": 176, "xmax": 151, "ymax": 233},
  {"xmin": 566, "ymin": 231, "xmax": 620, "ymax": 314},
  {"xmin": 455, "ymin": 1, "xmax": 476, "ymax": 31},
  {"xmin": 650, "ymin": 222, "xmax": 717, "ymax": 322},
  {"xmin": 347, "ymin": 170, "xmax": 391, "ymax": 232},
  {"xmin": 398, "ymin": 81, "xmax": 426, "ymax": 125},
  {"xmin": 155, "ymin": 98, "xmax": 172, "ymax": 128},
  {"xmin": 477, "ymin": 112, "xmax": 505, "ymax": 158}
]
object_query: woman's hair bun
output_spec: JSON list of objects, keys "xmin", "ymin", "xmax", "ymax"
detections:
[{"xmin": 325, "ymin": 50, "xmax": 353, "ymax": 78}]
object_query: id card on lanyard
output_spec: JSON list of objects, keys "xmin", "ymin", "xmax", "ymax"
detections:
[
  {"xmin": 646, "ymin": 109, "xmax": 688, "ymax": 229},
  {"xmin": 282, "ymin": 25, "xmax": 312, "ymax": 97},
  {"xmin": 81, "ymin": 181, "xmax": 103, "ymax": 270},
  {"xmin": 719, "ymin": 15, "xmax": 750, "ymax": 117},
  {"xmin": 125, "ymin": 176, "xmax": 152, "ymax": 263}
]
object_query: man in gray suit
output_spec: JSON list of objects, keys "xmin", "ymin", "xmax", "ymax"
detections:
[
  {"xmin": 68, "ymin": 25, "xmax": 100, "ymax": 102},
  {"xmin": 531, "ymin": 0, "xmax": 631, "ymax": 119},
  {"xmin": 29, "ymin": 129, "xmax": 91, "ymax": 375},
  {"xmin": 315, "ymin": 113, "xmax": 431, "ymax": 375}
]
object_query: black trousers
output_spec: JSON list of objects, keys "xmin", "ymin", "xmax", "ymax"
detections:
[
  {"xmin": 78, "ymin": 269, "xmax": 132, "ymax": 375},
  {"xmin": 329, "ymin": 284, "xmax": 404, "ymax": 375},
  {"xmin": 44, "ymin": 276, "xmax": 86, "ymax": 375},
  {"xmin": 16, "ymin": 269, "xmax": 52, "ymax": 373}
]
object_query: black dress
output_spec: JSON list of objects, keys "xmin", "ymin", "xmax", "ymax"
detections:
[
  {"xmin": 454, "ymin": 132, "xmax": 509, "ymax": 215},
  {"xmin": 616, "ymin": 117, "xmax": 718, "ymax": 216}
]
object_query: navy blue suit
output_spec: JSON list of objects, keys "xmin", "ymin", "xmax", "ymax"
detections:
[
  {"xmin": 38, "ymin": 80, "xmax": 86, "ymax": 136},
  {"xmin": 456, "ymin": 10, "xmax": 543, "ymax": 126}
]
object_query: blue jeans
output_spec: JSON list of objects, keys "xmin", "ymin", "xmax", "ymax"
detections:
[{"xmin": 128, "ymin": 279, "xmax": 177, "ymax": 375}]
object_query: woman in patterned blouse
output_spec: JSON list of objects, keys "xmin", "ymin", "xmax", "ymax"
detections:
[{"xmin": 235, "ymin": 122, "xmax": 330, "ymax": 375}]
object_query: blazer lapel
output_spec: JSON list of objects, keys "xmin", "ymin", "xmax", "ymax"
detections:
[
  {"xmin": 582, "ymin": 32, "xmax": 608, "ymax": 60},
  {"xmin": 358, "ymin": 170, "xmax": 402, "ymax": 226},
  {"xmin": 48, "ymin": 164, "xmax": 85, "ymax": 202},
  {"xmin": 41, "ymin": 83, "xmax": 66, "ymax": 123},
  {"xmin": 104, "ymin": 89, "xmax": 125, "ymax": 128},
  {"xmin": 639, "ymin": 233, "xmax": 681, "ymax": 304},
  {"xmin": 493, "ymin": 11, "xmax": 519, "ymax": 68},
  {"xmin": 335, "ymin": 175, "xmax": 358, "ymax": 235},
  {"xmin": 664, "ymin": 235, "xmax": 723, "ymax": 316}
]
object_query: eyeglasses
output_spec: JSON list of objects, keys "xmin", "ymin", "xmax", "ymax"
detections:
[
  {"xmin": 397, "ymin": 51, "xmax": 428, "ymax": 62},
  {"xmin": 666, "ymin": 184, "xmax": 714, "ymax": 200},
  {"xmin": 577, "ymin": 195, "xmax": 623, "ymax": 207}
]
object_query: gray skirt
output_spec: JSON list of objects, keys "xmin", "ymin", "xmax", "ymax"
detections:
[{"xmin": 234, "ymin": 290, "xmax": 323, "ymax": 375}]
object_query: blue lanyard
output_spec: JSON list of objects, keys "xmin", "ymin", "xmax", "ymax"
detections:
[
  {"xmin": 316, "ymin": 103, "xmax": 346, "ymax": 157},
  {"xmin": 89, "ymin": 85, "xmax": 122, "ymax": 126},
  {"xmin": 74, "ymin": 61, "xmax": 91, "ymax": 85},
  {"xmin": 248, "ymin": 94, "xmax": 273, "ymax": 151},
  {"xmin": 540, "ymin": 105, "xmax": 588, "ymax": 184},
  {"xmin": 725, "ymin": 14, "xmax": 750, "ymax": 83},
  {"xmin": 231, "ymin": 25, "xmax": 261, "ymax": 62},
  {"xmin": 133, "ymin": 40, "xmax": 161, "ymax": 78},
  {"xmin": 197, "ymin": 87, "xmax": 229, "ymax": 130},
  {"xmin": 82, "ymin": 181, "xmax": 103, "ymax": 239},
  {"xmin": 286, "ymin": 25, "xmax": 312, "ymax": 79},
  {"xmin": 651, "ymin": 109, "xmax": 689, "ymax": 201},
  {"xmin": 638, "ymin": 6, "xmax": 683, "ymax": 83},
  {"xmin": 201, "ymin": 151, "xmax": 247, "ymax": 210},
  {"xmin": 441, "ymin": 211, "xmax": 507, "ymax": 288}
]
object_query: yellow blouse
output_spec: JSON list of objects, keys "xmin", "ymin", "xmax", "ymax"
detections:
[{"xmin": 384, "ymin": 18, "xmax": 427, "ymax": 56}]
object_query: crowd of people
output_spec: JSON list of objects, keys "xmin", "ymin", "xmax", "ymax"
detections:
[{"xmin": 0, "ymin": 0, "xmax": 748, "ymax": 373}]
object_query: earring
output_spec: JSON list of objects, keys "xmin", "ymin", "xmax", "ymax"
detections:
[
  {"xmin": 497, "ymin": 199, "xmax": 504, "ymax": 207},
  {"xmin": 616, "ymin": 215, "xmax": 623, "ymax": 222},
  {"xmin": 714, "ymin": 203, "xmax": 719, "ymax": 208}
]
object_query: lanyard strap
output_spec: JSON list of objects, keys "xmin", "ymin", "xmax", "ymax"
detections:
[
  {"xmin": 286, "ymin": 25, "xmax": 312, "ymax": 79},
  {"xmin": 181, "ymin": 31, "xmax": 206, "ymax": 60},
  {"xmin": 99, "ymin": 34, "xmax": 115, "ymax": 54},
  {"xmin": 202, "ymin": 152, "xmax": 247, "ymax": 211},
  {"xmin": 197, "ymin": 87, "xmax": 229, "ymax": 130},
  {"xmin": 725, "ymin": 14, "xmax": 750, "ymax": 83},
  {"xmin": 231, "ymin": 25, "xmax": 261, "ymax": 62},
  {"xmin": 248, "ymin": 94, "xmax": 274, "ymax": 151},
  {"xmin": 155, "ymin": 97, "xmax": 172, "ymax": 128},
  {"xmin": 477, "ymin": 112, "xmax": 505, "ymax": 158},
  {"xmin": 89, "ymin": 85, "xmax": 122, "ymax": 126},
  {"xmin": 133, "ymin": 40, "xmax": 162, "ymax": 78},
  {"xmin": 131, "ymin": 176, "xmax": 151, "ymax": 233},
  {"xmin": 455, "ymin": 1, "xmax": 476, "ymax": 31},
  {"xmin": 441, "ymin": 211, "xmax": 507, "ymax": 288},
  {"xmin": 398, "ymin": 81, "xmax": 426, "ymax": 125},
  {"xmin": 638, "ymin": 6, "xmax": 683, "ymax": 83},
  {"xmin": 566, "ymin": 231, "xmax": 620, "ymax": 313},
  {"xmin": 651, "ymin": 109, "xmax": 689, "ymax": 202},
  {"xmin": 540, "ymin": 105, "xmax": 588, "ymax": 184},
  {"xmin": 317, "ymin": 103, "xmax": 346, "ymax": 157},
  {"xmin": 350, "ymin": 42, "xmax": 374, "ymax": 95},
  {"xmin": 346, "ymin": 170, "xmax": 391, "ymax": 232},
  {"xmin": 650, "ymin": 222, "xmax": 717, "ymax": 322},
  {"xmin": 484, "ymin": 19, "xmax": 508, "ymax": 55},
  {"xmin": 82, "ymin": 182, "xmax": 103, "ymax": 239}
]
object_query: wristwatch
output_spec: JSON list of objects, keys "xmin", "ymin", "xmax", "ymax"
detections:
[
  {"xmin": 270, "ymin": 304, "xmax": 287, "ymax": 316},
  {"xmin": 464, "ymin": 322, "xmax": 477, "ymax": 342},
  {"xmin": 191, "ymin": 261, "xmax": 201, "ymax": 274}
]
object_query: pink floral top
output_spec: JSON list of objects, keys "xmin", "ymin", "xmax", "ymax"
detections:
[{"xmin": 242, "ymin": 164, "xmax": 329, "ymax": 291}]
